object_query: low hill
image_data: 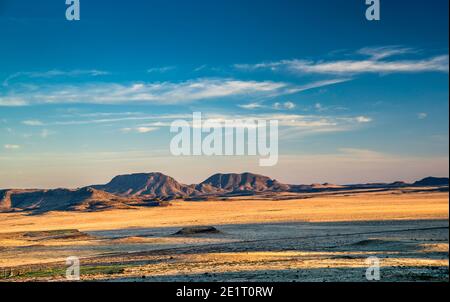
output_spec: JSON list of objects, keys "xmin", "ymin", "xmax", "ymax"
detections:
[
  {"xmin": 414, "ymin": 177, "xmax": 449, "ymax": 187},
  {"xmin": 0, "ymin": 187, "xmax": 138, "ymax": 214},
  {"xmin": 198, "ymin": 172, "xmax": 290, "ymax": 193}
]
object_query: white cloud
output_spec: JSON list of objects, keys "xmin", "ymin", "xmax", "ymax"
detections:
[
  {"xmin": 357, "ymin": 46, "xmax": 417, "ymax": 60},
  {"xmin": 288, "ymin": 78, "xmax": 352, "ymax": 93},
  {"xmin": 194, "ymin": 65, "xmax": 207, "ymax": 72},
  {"xmin": 20, "ymin": 112, "xmax": 372, "ymax": 138},
  {"xmin": 355, "ymin": 116, "xmax": 372, "ymax": 123},
  {"xmin": 292, "ymin": 56, "xmax": 448, "ymax": 74},
  {"xmin": 136, "ymin": 127, "xmax": 158, "ymax": 133},
  {"xmin": 242, "ymin": 56, "xmax": 448, "ymax": 75},
  {"xmin": 40, "ymin": 129, "xmax": 55, "ymax": 138},
  {"xmin": 121, "ymin": 127, "xmax": 159, "ymax": 134},
  {"xmin": 3, "ymin": 69, "xmax": 109, "ymax": 86},
  {"xmin": 235, "ymin": 46, "xmax": 449, "ymax": 75},
  {"xmin": 147, "ymin": 66, "xmax": 176, "ymax": 73},
  {"xmin": 273, "ymin": 101, "xmax": 296, "ymax": 110},
  {"xmin": 238, "ymin": 102, "xmax": 265, "ymax": 109},
  {"xmin": 64, "ymin": 111, "xmax": 144, "ymax": 118},
  {"xmin": 418, "ymin": 112, "xmax": 428, "ymax": 120},
  {"xmin": 187, "ymin": 112, "xmax": 373, "ymax": 137},
  {"xmin": 0, "ymin": 79, "xmax": 295, "ymax": 106},
  {"xmin": 0, "ymin": 78, "xmax": 349, "ymax": 106},
  {"xmin": 0, "ymin": 98, "xmax": 28, "ymax": 107},
  {"xmin": 313, "ymin": 103, "xmax": 348, "ymax": 112},
  {"xmin": 4, "ymin": 144, "xmax": 20, "ymax": 150},
  {"xmin": 283, "ymin": 101, "xmax": 296, "ymax": 110},
  {"xmin": 24, "ymin": 113, "xmax": 193, "ymax": 127},
  {"xmin": 315, "ymin": 103, "xmax": 324, "ymax": 111},
  {"xmin": 22, "ymin": 120, "xmax": 44, "ymax": 126}
]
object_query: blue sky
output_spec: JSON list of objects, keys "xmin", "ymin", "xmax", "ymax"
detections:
[{"xmin": 0, "ymin": 0, "xmax": 448, "ymax": 188}]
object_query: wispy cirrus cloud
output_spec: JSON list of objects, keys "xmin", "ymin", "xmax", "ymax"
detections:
[
  {"xmin": 357, "ymin": 46, "xmax": 417, "ymax": 60},
  {"xmin": 20, "ymin": 111, "xmax": 372, "ymax": 138},
  {"xmin": 147, "ymin": 66, "xmax": 176, "ymax": 73},
  {"xmin": 20, "ymin": 113, "xmax": 193, "ymax": 127},
  {"xmin": 280, "ymin": 55, "xmax": 448, "ymax": 75},
  {"xmin": 0, "ymin": 78, "xmax": 347, "ymax": 106},
  {"xmin": 288, "ymin": 78, "xmax": 351, "ymax": 92},
  {"xmin": 62, "ymin": 111, "xmax": 144, "ymax": 118},
  {"xmin": 0, "ymin": 79, "xmax": 288, "ymax": 106},
  {"xmin": 235, "ymin": 46, "xmax": 449, "ymax": 75},
  {"xmin": 238, "ymin": 102, "xmax": 266, "ymax": 110},
  {"xmin": 4, "ymin": 144, "xmax": 20, "ymax": 150},
  {"xmin": 274, "ymin": 101, "xmax": 296, "ymax": 110},
  {"xmin": 22, "ymin": 120, "xmax": 44, "ymax": 126},
  {"xmin": 121, "ymin": 126, "xmax": 159, "ymax": 134},
  {"xmin": 417, "ymin": 112, "xmax": 428, "ymax": 120},
  {"xmin": 355, "ymin": 116, "xmax": 372, "ymax": 123},
  {"xmin": 165, "ymin": 112, "xmax": 373, "ymax": 136},
  {"xmin": 239, "ymin": 101, "xmax": 297, "ymax": 110},
  {"xmin": 0, "ymin": 97, "xmax": 28, "ymax": 107},
  {"xmin": 39, "ymin": 129, "xmax": 55, "ymax": 138},
  {"xmin": 2, "ymin": 69, "xmax": 110, "ymax": 86}
]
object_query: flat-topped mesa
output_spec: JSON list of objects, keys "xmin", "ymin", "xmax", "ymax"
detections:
[
  {"xmin": 198, "ymin": 172, "xmax": 290, "ymax": 193},
  {"xmin": 92, "ymin": 172, "xmax": 196, "ymax": 198}
]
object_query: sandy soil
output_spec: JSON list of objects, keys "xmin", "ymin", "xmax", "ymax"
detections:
[
  {"xmin": 0, "ymin": 190, "xmax": 447, "ymax": 233},
  {"xmin": 0, "ymin": 189, "xmax": 448, "ymax": 282}
]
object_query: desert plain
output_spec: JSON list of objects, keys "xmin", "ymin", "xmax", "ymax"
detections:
[{"xmin": 0, "ymin": 187, "xmax": 448, "ymax": 282}]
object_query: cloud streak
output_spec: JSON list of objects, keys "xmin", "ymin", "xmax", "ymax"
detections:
[
  {"xmin": 0, "ymin": 78, "xmax": 346, "ymax": 106},
  {"xmin": 147, "ymin": 66, "xmax": 176, "ymax": 73},
  {"xmin": 4, "ymin": 144, "xmax": 20, "ymax": 150},
  {"xmin": 20, "ymin": 111, "xmax": 372, "ymax": 138},
  {"xmin": 0, "ymin": 98, "xmax": 28, "ymax": 107},
  {"xmin": 121, "ymin": 126, "xmax": 159, "ymax": 134},
  {"xmin": 22, "ymin": 120, "xmax": 44, "ymax": 126},
  {"xmin": 165, "ymin": 112, "xmax": 373, "ymax": 137},
  {"xmin": 235, "ymin": 46, "xmax": 449, "ymax": 75},
  {"xmin": 238, "ymin": 102, "xmax": 266, "ymax": 109},
  {"xmin": 3, "ymin": 69, "xmax": 109, "ymax": 86}
]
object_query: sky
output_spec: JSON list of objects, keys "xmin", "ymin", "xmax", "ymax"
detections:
[{"xmin": 0, "ymin": 0, "xmax": 449, "ymax": 188}]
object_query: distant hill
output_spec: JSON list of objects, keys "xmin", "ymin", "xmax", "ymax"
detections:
[
  {"xmin": 1, "ymin": 173, "xmax": 448, "ymax": 214},
  {"xmin": 0, "ymin": 187, "xmax": 139, "ymax": 214},
  {"xmin": 92, "ymin": 172, "xmax": 196, "ymax": 198},
  {"xmin": 414, "ymin": 177, "xmax": 449, "ymax": 187},
  {"xmin": 197, "ymin": 172, "xmax": 290, "ymax": 193}
]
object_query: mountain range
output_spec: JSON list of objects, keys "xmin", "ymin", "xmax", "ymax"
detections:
[{"xmin": 1, "ymin": 172, "xmax": 448, "ymax": 214}]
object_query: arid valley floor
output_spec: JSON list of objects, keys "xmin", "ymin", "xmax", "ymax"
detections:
[{"xmin": 0, "ymin": 187, "xmax": 448, "ymax": 282}]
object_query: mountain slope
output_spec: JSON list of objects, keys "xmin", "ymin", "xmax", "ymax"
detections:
[
  {"xmin": 92, "ymin": 172, "xmax": 196, "ymax": 197},
  {"xmin": 198, "ymin": 172, "xmax": 290, "ymax": 193}
]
